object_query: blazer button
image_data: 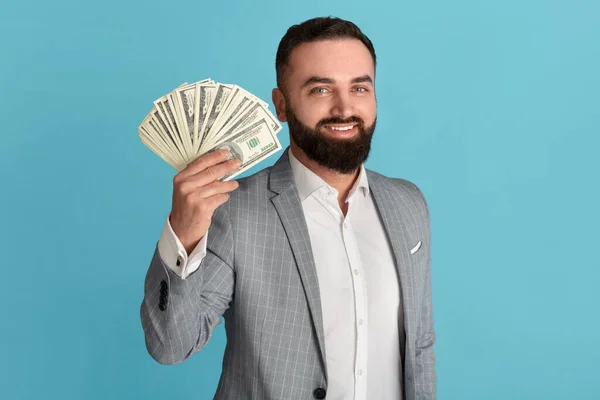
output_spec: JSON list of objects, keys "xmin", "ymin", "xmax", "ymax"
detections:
[
  {"xmin": 159, "ymin": 303, "xmax": 166, "ymax": 311},
  {"xmin": 160, "ymin": 280, "xmax": 168, "ymax": 290},
  {"xmin": 313, "ymin": 388, "xmax": 326, "ymax": 399}
]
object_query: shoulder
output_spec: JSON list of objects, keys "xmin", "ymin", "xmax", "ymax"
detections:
[
  {"xmin": 228, "ymin": 166, "xmax": 272, "ymax": 200},
  {"xmin": 218, "ymin": 166, "xmax": 273, "ymax": 218},
  {"xmin": 234, "ymin": 166, "xmax": 272, "ymax": 192},
  {"xmin": 366, "ymin": 169, "xmax": 430, "ymax": 217},
  {"xmin": 209, "ymin": 166, "xmax": 273, "ymax": 245}
]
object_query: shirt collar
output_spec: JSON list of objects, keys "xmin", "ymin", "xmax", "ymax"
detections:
[{"xmin": 287, "ymin": 148, "xmax": 370, "ymax": 202}]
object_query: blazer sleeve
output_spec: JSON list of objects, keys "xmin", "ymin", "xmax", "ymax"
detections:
[
  {"xmin": 411, "ymin": 183, "xmax": 437, "ymax": 399},
  {"xmin": 140, "ymin": 206, "xmax": 235, "ymax": 365}
]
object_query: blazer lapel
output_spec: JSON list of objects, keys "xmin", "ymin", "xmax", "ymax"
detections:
[
  {"xmin": 368, "ymin": 171, "xmax": 418, "ymax": 343},
  {"xmin": 268, "ymin": 149, "xmax": 328, "ymax": 377}
]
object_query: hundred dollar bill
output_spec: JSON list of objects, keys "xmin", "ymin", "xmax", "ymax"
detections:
[
  {"xmin": 193, "ymin": 84, "xmax": 216, "ymax": 153},
  {"xmin": 209, "ymin": 118, "xmax": 282, "ymax": 181},
  {"xmin": 174, "ymin": 85, "xmax": 197, "ymax": 150},
  {"xmin": 208, "ymin": 85, "xmax": 244, "ymax": 132},
  {"xmin": 211, "ymin": 86, "xmax": 272, "ymax": 137},
  {"xmin": 170, "ymin": 82, "xmax": 188, "ymax": 128},
  {"xmin": 200, "ymin": 83, "xmax": 234, "ymax": 147},
  {"xmin": 138, "ymin": 128, "xmax": 180, "ymax": 169},
  {"xmin": 148, "ymin": 109, "xmax": 186, "ymax": 160},
  {"xmin": 154, "ymin": 99, "xmax": 186, "ymax": 156},
  {"xmin": 138, "ymin": 119, "xmax": 175, "ymax": 161},
  {"xmin": 206, "ymin": 86, "xmax": 255, "ymax": 141},
  {"xmin": 139, "ymin": 78, "xmax": 283, "ymax": 172},
  {"xmin": 166, "ymin": 93, "xmax": 192, "ymax": 157},
  {"xmin": 202, "ymin": 102, "xmax": 282, "ymax": 152},
  {"xmin": 173, "ymin": 79, "xmax": 213, "ymax": 150},
  {"xmin": 154, "ymin": 84, "xmax": 187, "ymax": 138},
  {"xmin": 170, "ymin": 81, "xmax": 193, "ymax": 135}
]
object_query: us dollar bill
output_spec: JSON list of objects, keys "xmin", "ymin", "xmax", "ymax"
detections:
[
  {"xmin": 154, "ymin": 99, "xmax": 187, "ymax": 157},
  {"xmin": 209, "ymin": 118, "xmax": 282, "ymax": 181},
  {"xmin": 172, "ymin": 78, "xmax": 213, "ymax": 150},
  {"xmin": 175, "ymin": 85, "xmax": 197, "ymax": 149},
  {"xmin": 138, "ymin": 128, "xmax": 179, "ymax": 169},
  {"xmin": 141, "ymin": 116, "xmax": 186, "ymax": 170},
  {"xmin": 139, "ymin": 116, "xmax": 176, "ymax": 161},
  {"xmin": 193, "ymin": 84, "xmax": 216, "ymax": 152},
  {"xmin": 201, "ymin": 83, "xmax": 233, "ymax": 145},
  {"xmin": 203, "ymin": 102, "xmax": 282, "ymax": 152},
  {"xmin": 139, "ymin": 78, "xmax": 283, "ymax": 172},
  {"xmin": 149, "ymin": 109, "xmax": 186, "ymax": 160},
  {"xmin": 208, "ymin": 86, "xmax": 255, "ymax": 138},
  {"xmin": 167, "ymin": 93, "xmax": 192, "ymax": 157}
]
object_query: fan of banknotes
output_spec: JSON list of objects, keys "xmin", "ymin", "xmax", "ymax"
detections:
[{"xmin": 138, "ymin": 78, "xmax": 283, "ymax": 181}]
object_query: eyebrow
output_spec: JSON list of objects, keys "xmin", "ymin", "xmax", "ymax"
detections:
[
  {"xmin": 302, "ymin": 74, "xmax": 373, "ymax": 88},
  {"xmin": 351, "ymin": 75, "xmax": 374, "ymax": 84}
]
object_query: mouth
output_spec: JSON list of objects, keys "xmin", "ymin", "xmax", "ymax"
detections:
[{"xmin": 321, "ymin": 123, "xmax": 359, "ymax": 137}]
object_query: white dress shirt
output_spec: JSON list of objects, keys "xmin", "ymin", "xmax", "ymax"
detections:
[{"xmin": 157, "ymin": 149, "xmax": 403, "ymax": 399}]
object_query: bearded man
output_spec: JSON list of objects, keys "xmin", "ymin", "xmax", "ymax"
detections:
[{"xmin": 140, "ymin": 16, "xmax": 436, "ymax": 400}]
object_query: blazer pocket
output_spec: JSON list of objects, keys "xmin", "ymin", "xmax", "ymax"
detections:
[{"xmin": 409, "ymin": 240, "xmax": 422, "ymax": 255}]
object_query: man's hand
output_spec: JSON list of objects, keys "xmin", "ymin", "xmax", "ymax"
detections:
[{"xmin": 169, "ymin": 149, "xmax": 241, "ymax": 254}]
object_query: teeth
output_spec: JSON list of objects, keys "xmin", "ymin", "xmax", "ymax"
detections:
[{"xmin": 328, "ymin": 125, "xmax": 354, "ymax": 131}]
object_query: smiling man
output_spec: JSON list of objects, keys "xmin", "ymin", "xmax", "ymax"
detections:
[{"xmin": 140, "ymin": 16, "xmax": 436, "ymax": 400}]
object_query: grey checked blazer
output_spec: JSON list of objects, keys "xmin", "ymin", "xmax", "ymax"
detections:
[{"xmin": 140, "ymin": 149, "xmax": 436, "ymax": 399}]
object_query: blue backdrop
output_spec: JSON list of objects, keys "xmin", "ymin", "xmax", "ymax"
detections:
[{"xmin": 1, "ymin": 0, "xmax": 598, "ymax": 399}]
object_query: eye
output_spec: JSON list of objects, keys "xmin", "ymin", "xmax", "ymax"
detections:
[
  {"xmin": 353, "ymin": 86, "xmax": 369, "ymax": 93},
  {"xmin": 310, "ymin": 87, "xmax": 329, "ymax": 95}
]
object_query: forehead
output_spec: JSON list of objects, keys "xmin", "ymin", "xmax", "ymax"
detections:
[{"xmin": 286, "ymin": 39, "xmax": 374, "ymax": 84}]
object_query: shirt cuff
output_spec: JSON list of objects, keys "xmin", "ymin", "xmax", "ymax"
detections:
[{"xmin": 157, "ymin": 215, "xmax": 208, "ymax": 279}]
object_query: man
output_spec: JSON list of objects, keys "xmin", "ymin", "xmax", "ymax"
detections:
[{"xmin": 140, "ymin": 16, "xmax": 436, "ymax": 400}]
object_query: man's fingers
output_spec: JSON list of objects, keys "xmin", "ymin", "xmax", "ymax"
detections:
[
  {"xmin": 189, "ymin": 157, "xmax": 241, "ymax": 186},
  {"xmin": 197, "ymin": 180, "xmax": 240, "ymax": 199},
  {"xmin": 177, "ymin": 149, "xmax": 232, "ymax": 179},
  {"xmin": 205, "ymin": 193, "xmax": 231, "ymax": 212},
  {"xmin": 174, "ymin": 158, "xmax": 241, "ymax": 196}
]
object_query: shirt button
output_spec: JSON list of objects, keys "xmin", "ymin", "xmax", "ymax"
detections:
[
  {"xmin": 358, "ymin": 369, "xmax": 363, "ymax": 376},
  {"xmin": 358, "ymin": 319, "xmax": 363, "ymax": 326},
  {"xmin": 353, "ymin": 269, "xmax": 359, "ymax": 276}
]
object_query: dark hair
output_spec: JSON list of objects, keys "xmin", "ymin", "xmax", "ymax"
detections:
[{"xmin": 275, "ymin": 16, "xmax": 376, "ymax": 89}]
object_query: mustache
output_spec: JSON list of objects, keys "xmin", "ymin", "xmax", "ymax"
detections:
[{"xmin": 317, "ymin": 116, "xmax": 364, "ymax": 127}]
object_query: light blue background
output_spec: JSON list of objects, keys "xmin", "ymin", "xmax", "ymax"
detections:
[{"xmin": 1, "ymin": 0, "xmax": 598, "ymax": 398}]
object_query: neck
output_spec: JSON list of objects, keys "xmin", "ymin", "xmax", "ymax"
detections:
[{"xmin": 290, "ymin": 142, "xmax": 360, "ymax": 215}]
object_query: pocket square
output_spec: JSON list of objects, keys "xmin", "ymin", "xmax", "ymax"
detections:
[{"xmin": 410, "ymin": 241, "xmax": 422, "ymax": 255}]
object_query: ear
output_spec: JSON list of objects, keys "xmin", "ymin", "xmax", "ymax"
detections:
[{"xmin": 271, "ymin": 88, "xmax": 288, "ymax": 122}]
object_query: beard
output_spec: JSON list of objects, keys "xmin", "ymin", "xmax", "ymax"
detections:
[{"xmin": 286, "ymin": 108, "xmax": 376, "ymax": 174}]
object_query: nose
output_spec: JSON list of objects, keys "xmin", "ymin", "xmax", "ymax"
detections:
[{"xmin": 329, "ymin": 91, "xmax": 354, "ymax": 119}]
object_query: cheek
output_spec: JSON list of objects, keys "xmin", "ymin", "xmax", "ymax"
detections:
[
  {"xmin": 293, "ymin": 100, "xmax": 330, "ymax": 127},
  {"xmin": 361, "ymin": 98, "xmax": 377, "ymax": 123}
]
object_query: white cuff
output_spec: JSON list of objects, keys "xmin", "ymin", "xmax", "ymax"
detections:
[{"xmin": 157, "ymin": 215, "xmax": 208, "ymax": 279}]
